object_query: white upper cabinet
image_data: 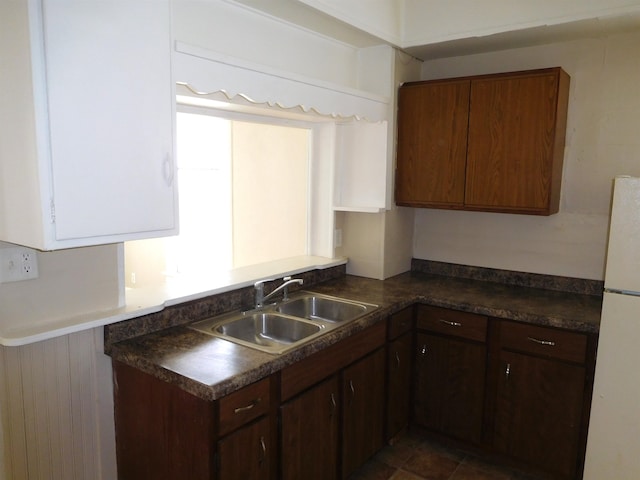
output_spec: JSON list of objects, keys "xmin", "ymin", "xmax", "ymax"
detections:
[
  {"xmin": 0, "ymin": 0, "xmax": 177, "ymax": 250},
  {"xmin": 333, "ymin": 121, "xmax": 388, "ymax": 213}
]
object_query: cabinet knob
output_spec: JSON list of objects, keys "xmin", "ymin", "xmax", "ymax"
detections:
[
  {"xmin": 419, "ymin": 345, "xmax": 428, "ymax": 355},
  {"xmin": 395, "ymin": 351, "xmax": 401, "ymax": 368}
]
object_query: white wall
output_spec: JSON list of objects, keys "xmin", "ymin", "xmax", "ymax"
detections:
[
  {"xmin": 413, "ymin": 30, "xmax": 640, "ymax": 280},
  {"xmin": 172, "ymin": 0, "xmax": 362, "ymax": 89},
  {"xmin": 0, "ymin": 243, "xmax": 121, "ymax": 338},
  {"xmin": 335, "ymin": 48, "xmax": 421, "ymax": 280}
]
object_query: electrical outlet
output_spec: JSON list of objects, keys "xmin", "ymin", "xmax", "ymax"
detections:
[{"xmin": 0, "ymin": 246, "xmax": 39, "ymax": 283}]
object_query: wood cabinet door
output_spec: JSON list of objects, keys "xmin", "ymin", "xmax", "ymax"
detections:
[
  {"xmin": 218, "ymin": 417, "xmax": 272, "ymax": 480},
  {"xmin": 386, "ymin": 332, "xmax": 413, "ymax": 439},
  {"xmin": 342, "ymin": 348, "xmax": 386, "ymax": 478},
  {"xmin": 280, "ymin": 376, "xmax": 340, "ymax": 480},
  {"xmin": 493, "ymin": 350, "xmax": 585, "ymax": 478},
  {"xmin": 465, "ymin": 70, "xmax": 565, "ymax": 214},
  {"xmin": 414, "ymin": 333, "xmax": 486, "ymax": 444},
  {"xmin": 396, "ymin": 80, "xmax": 470, "ymax": 207},
  {"xmin": 113, "ymin": 362, "xmax": 214, "ymax": 480}
]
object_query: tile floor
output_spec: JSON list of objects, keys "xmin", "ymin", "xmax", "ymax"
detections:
[{"xmin": 349, "ymin": 430, "xmax": 552, "ymax": 480}]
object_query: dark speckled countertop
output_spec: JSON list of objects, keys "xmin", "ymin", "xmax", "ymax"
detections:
[{"xmin": 107, "ymin": 262, "xmax": 603, "ymax": 402}]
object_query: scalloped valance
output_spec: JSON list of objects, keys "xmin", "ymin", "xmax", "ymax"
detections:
[{"xmin": 173, "ymin": 42, "xmax": 390, "ymax": 123}]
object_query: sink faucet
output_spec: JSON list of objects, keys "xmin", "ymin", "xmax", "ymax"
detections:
[{"xmin": 254, "ymin": 276, "xmax": 304, "ymax": 308}]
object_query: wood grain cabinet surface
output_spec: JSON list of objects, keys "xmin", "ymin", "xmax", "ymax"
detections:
[
  {"xmin": 396, "ymin": 67, "xmax": 570, "ymax": 215},
  {"xmin": 413, "ymin": 306, "xmax": 488, "ymax": 444},
  {"xmin": 386, "ymin": 307, "xmax": 414, "ymax": 440},
  {"xmin": 112, "ymin": 305, "xmax": 596, "ymax": 480},
  {"xmin": 491, "ymin": 320, "xmax": 595, "ymax": 479},
  {"xmin": 280, "ymin": 376, "xmax": 340, "ymax": 480}
]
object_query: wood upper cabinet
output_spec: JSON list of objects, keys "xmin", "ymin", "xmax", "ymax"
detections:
[
  {"xmin": 396, "ymin": 79, "xmax": 470, "ymax": 208},
  {"xmin": 396, "ymin": 68, "xmax": 570, "ymax": 215},
  {"xmin": 492, "ymin": 321, "xmax": 593, "ymax": 479}
]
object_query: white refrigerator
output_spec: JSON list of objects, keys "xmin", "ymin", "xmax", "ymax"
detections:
[{"xmin": 584, "ymin": 176, "xmax": 640, "ymax": 479}]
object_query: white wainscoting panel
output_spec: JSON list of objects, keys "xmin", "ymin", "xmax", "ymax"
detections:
[{"xmin": 0, "ymin": 327, "xmax": 116, "ymax": 479}]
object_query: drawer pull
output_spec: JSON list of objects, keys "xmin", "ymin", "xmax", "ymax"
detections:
[
  {"xmin": 439, "ymin": 319, "xmax": 462, "ymax": 327},
  {"xmin": 258, "ymin": 436, "xmax": 267, "ymax": 465},
  {"xmin": 505, "ymin": 362, "xmax": 511, "ymax": 381},
  {"xmin": 395, "ymin": 351, "xmax": 401, "ymax": 368},
  {"xmin": 234, "ymin": 398, "xmax": 261, "ymax": 414},
  {"xmin": 527, "ymin": 336, "xmax": 556, "ymax": 347}
]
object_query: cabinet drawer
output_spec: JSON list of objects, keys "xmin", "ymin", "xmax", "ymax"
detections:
[
  {"xmin": 280, "ymin": 321, "xmax": 386, "ymax": 401},
  {"xmin": 388, "ymin": 307, "xmax": 414, "ymax": 339},
  {"xmin": 417, "ymin": 305, "xmax": 487, "ymax": 342},
  {"xmin": 218, "ymin": 377, "xmax": 271, "ymax": 436},
  {"xmin": 500, "ymin": 321, "xmax": 587, "ymax": 364}
]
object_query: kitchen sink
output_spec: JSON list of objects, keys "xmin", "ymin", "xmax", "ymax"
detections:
[
  {"xmin": 276, "ymin": 292, "xmax": 377, "ymax": 323},
  {"xmin": 190, "ymin": 312, "xmax": 325, "ymax": 354},
  {"xmin": 189, "ymin": 291, "xmax": 378, "ymax": 354}
]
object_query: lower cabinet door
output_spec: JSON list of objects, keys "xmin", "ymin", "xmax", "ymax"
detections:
[
  {"xmin": 280, "ymin": 376, "xmax": 340, "ymax": 480},
  {"xmin": 342, "ymin": 348, "xmax": 386, "ymax": 478},
  {"xmin": 494, "ymin": 350, "xmax": 586, "ymax": 478},
  {"xmin": 414, "ymin": 333, "xmax": 486, "ymax": 444},
  {"xmin": 218, "ymin": 417, "xmax": 272, "ymax": 480},
  {"xmin": 387, "ymin": 332, "xmax": 413, "ymax": 439}
]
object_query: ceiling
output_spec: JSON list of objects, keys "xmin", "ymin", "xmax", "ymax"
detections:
[{"xmin": 231, "ymin": 0, "xmax": 640, "ymax": 61}]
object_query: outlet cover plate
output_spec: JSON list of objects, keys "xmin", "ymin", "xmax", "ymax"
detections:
[{"xmin": 0, "ymin": 246, "xmax": 39, "ymax": 283}]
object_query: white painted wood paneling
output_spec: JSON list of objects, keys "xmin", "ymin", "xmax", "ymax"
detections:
[{"xmin": 0, "ymin": 328, "xmax": 116, "ymax": 480}]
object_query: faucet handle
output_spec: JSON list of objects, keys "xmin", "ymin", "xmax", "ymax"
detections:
[{"xmin": 254, "ymin": 278, "xmax": 274, "ymax": 289}]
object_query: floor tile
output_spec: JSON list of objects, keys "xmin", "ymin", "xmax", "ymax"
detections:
[
  {"xmin": 350, "ymin": 430, "xmax": 552, "ymax": 480},
  {"xmin": 402, "ymin": 449, "xmax": 461, "ymax": 480}
]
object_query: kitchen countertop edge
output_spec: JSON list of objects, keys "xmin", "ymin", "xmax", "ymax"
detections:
[{"xmin": 108, "ymin": 271, "xmax": 602, "ymax": 402}]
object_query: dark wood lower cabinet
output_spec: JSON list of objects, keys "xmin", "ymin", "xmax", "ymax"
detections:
[
  {"xmin": 493, "ymin": 350, "xmax": 586, "ymax": 479},
  {"xmin": 342, "ymin": 348, "xmax": 386, "ymax": 478},
  {"xmin": 386, "ymin": 331, "xmax": 413, "ymax": 439},
  {"xmin": 112, "ymin": 308, "xmax": 596, "ymax": 480},
  {"xmin": 414, "ymin": 332, "xmax": 486, "ymax": 444},
  {"xmin": 218, "ymin": 417, "xmax": 272, "ymax": 480},
  {"xmin": 280, "ymin": 376, "xmax": 340, "ymax": 480},
  {"xmin": 113, "ymin": 362, "xmax": 214, "ymax": 480}
]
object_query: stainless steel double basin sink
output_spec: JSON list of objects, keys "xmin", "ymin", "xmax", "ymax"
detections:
[{"xmin": 189, "ymin": 292, "xmax": 378, "ymax": 354}]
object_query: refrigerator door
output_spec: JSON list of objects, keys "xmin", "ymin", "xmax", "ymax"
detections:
[
  {"xmin": 584, "ymin": 292, "xmax": 640, "ymax": 479},
  {"xmin": 604, "ymin": 176, "xmax": 640, "ymax": 294}
]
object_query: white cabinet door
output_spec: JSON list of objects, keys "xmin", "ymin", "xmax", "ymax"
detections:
[{"xmin": 42, "ymin": 0, "xmax": 177, "ymax": 245}]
